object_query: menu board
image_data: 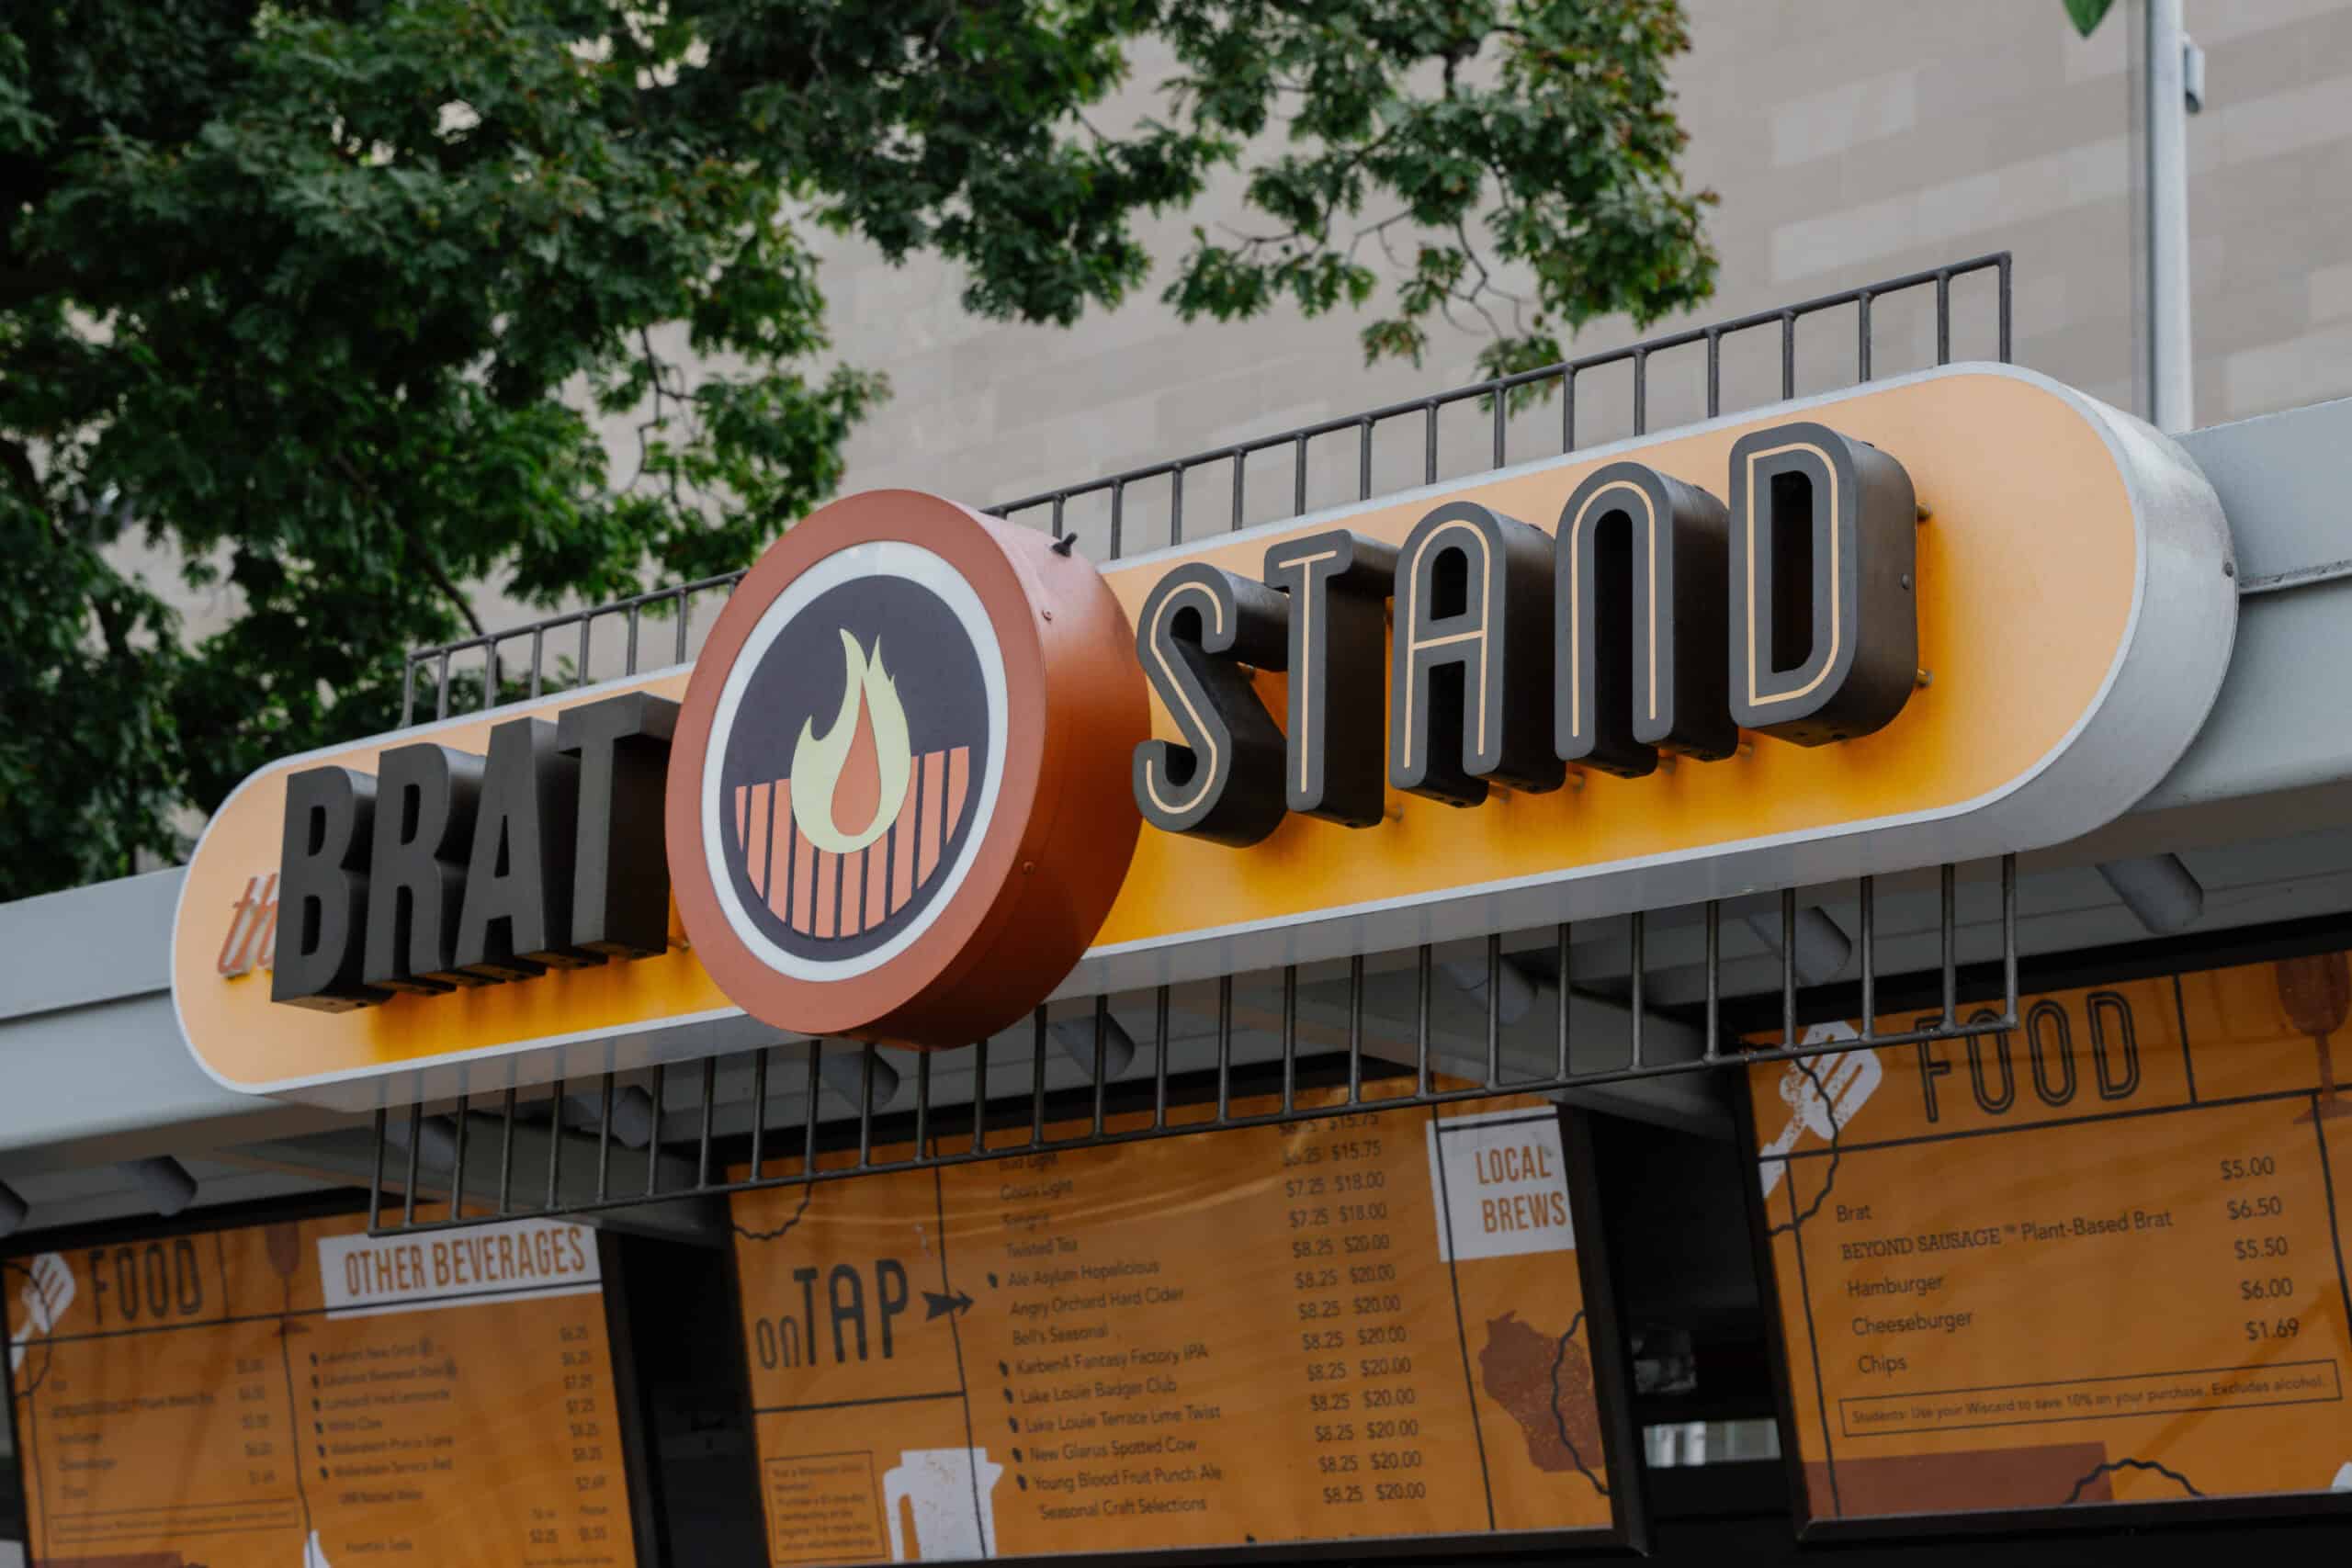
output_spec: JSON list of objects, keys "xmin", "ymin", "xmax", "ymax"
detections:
[
  {"xmin": 1747, "ymin": 950, "xmax": 2352, "ymax": 1529},
  {"xmin": 729, "ymin": 1087, "xmax": 1634, "ymax": 1562},
  {"xmin": 5, "ymin": 1212, "xmax": 638, "ymax": 1565}
]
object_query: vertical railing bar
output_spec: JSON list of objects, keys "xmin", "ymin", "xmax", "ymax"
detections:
[
  {"xmin": 971, "ymin": 1037, "xmax": 991, "ymax": 1155},
  {"xmin": 1282, "ymin": 966, "xmax": 1298, "ymax": 1114},
  {"xmin": 1630, "ymin": 913, "xmax": 1646, "ymax": 1070},
  {"xmin": 856, "ymin": 1044, "xmax": 876, "ymax": 1168},
  {"xmin": 1940, "ymin": 863, "xmax": 1959, "ymax": 1028},
  {"xmin": 1347, "ymin": 955, "xmax": 1365, "ymax": 1104},
  {"xmin": 626, "ymin": 604, "xmax": 640, "ymax": 676},
  {"xmin": 1997, "ymin": 254, "xmax": 2014, "ymax": 362},
  {"xmin": 801, "ymin": 1044, "xmax": 821, "ymax": 1182},
  {"xmin": 1555, "ymin": 922, "xmax": 1572, "ymax": 1080},
  {"xmin": 1781, "ymin": 889, "xmax": 1798, "ymax": 1051},
  {"xmin": 1858, "ymin": 288, "xmax": 1873, "ymax": 381},
  {"xmin": 1230, "ymin": 452, "xmax": 1246, "ymax": 533},
  {"xmin": 1092, "ymin": 996, "xmax": 1111, "ymax": 1137},
  {"xmin": 1030, "ymin": 1009, "xmax": 1048, "ymax": 1146},
  {"xmin": 1703, "ymin": 903, "xmax": 1722, "ymax": 1061},
  {"xmin": 528, "ymin": 627, "xmax": 545, "ymax": 700},
  {"xmin": 1154, "ymin": 987, "xmax": 1171, "ymax": 1128},
  {"xmin": 1051, "ymin": 494, "xmax": 1067, "ymax": 541},
  {"xmin": 1424, "ymin": 403, "xmax": 1440, "ymax": 484},
  {"xmin": 1562, "ymin": 371, "xmax": 1577, "ymax": 453},
  {"xmin": 696, "ymin": 1056, "xmax": 716, "ymax": 1189},
  {"xmin": 1781, "ymin": 310, "xmax": 1797, "ymax": 400},
  {"xmin": 1110, "ymin": 480, "xmax": 1125, "ymax": 558},
  {"xmin": 449, "ymin": 1088, "xmax": 469, "ymax": 1221},
  {"xmin": 1170, "ymin": 468, "xmax": 1185, "ymax": 547},
  {"xmin": 643, "ymin": 1064, "xmax": 665, "ymax": 1196},
  {"xmin": 749, "ymin": 1049, "xmax": 769, "ymax": 1181},
  {"xmin": 1935, "ymin": 270, "xmax": 1952, "ymax": 365},
  {"xmin": 916, "ymin": 1051, "xmax": 933, "ymax": 1156},
  {"xmin": 1359, "ymin": 418, "xmax": 1374, "ymax": 501},
  {"xmin": 484, "ymin": 638, "xmax": 501, "ymax": 713},
  {"xmin": 1216, "ymin": 976, "xmax": 1234, "ymax": 1122},
  {"xmin": 435, "ymin": 649, "xmax": 451, "ymax": 721},
  {"xmin": 545, "ymin": 1074, "xmax": 565, "ymax": 1211},
  {"xmin": 497, "ymin": 1086, "xmax": 516, "ymax": 1216},
  {"xmin": 1484, "ymin": 934, "xmax": 1501, "ymax": 1089},
  {"xmin": 1860, "ymin": 878, "xmax": 1878, "ymax": 1042},
  {"xmin": 403, "ymin": 1102, "xmax": 423, "ymax": 1228},
  {"xmin": 1705, "ymin": 329, "xmax": 1722, "ymax": 418},
  {"xmin": 1632, "ymin": 348, "xmax": 1648, "ymax": 435},
  {"xmin": 596, "ymin": 1070, "xmax": 616, "ymax": 1201},
  {"xmin": 1491, "ymin": 383, "xmax": 1506, "ymax": 468},
  {"xmin": 400, "ymin": 658, "xmax": 418, "ymax": 728},
  {"xmin": 675, "ymin": 588, "xmax": 690, "ymax": 664},
  {"xmin": 1294, "ymin": 434, "xmax": 1308, "ymax": 516},
  {"xmin": 2002, "ymin": 853, "xmax": 2019, "ymax": 1021},
  {"xmin": 1415, "ymin": 945, "xmax": 1432, "ymax": 1096},
  {"xmin": 577, "ymin": 615, "xmax": 592, "ymax": 695},
  {"xmin": 369, "ymin": 1108, "xmax": 388, "ymax": 1232}
]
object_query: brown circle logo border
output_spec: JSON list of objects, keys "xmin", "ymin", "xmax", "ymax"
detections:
[{"xmin": 665, "ymin": 490, "xmax": 1147, "ymax": 1047}]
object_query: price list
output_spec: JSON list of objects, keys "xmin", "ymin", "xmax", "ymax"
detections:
[
  {"xmin": 1750, "ymin": 955, "xmax": 2352, "ymax": 1524},
  {"xmin": 730, "ymin": 1086, "xmax": 1631, "ymax": 1562},
  {"xmin": 1285, "ymin": 1114, "xmax": 1434, "ymax": 1515},
  {"xmin": 5, "ymin": 1213, "xmax": 638, "ymax": 1565}
]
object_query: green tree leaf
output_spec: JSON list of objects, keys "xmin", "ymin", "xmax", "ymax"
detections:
[
  {"xmin": 2064, "ymin": 0, "xmax": 2119, "ymax": 38},
  {"xmin": 2, "ymin": 0, "xmax": 1714, "ymax": 900}
]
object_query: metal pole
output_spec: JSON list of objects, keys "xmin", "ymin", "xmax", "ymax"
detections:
[{"xmin": 2144, "ymin": 0, "xmax": 2194, "ymax": 432}]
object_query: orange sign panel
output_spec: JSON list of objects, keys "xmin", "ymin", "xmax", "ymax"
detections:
[
  {"xmin": 173, "ymin": 364, "xmax": 2235, "ymax": 1108},
  {"xmin": 5, "ymin": 1213, "xmax": 638, "ymax": 1565},
  {"xmin": 1747, "ymin": 952, "xmax": 2352, "ymax": 1526},
  {"xmin": 729, "ymin": 1088, "xmax": 1634, "ymax": 1561}
]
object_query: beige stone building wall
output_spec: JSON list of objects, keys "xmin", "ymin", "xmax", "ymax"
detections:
[
  {"xmin": 119, "ymin": 1, "xmax": 2352, "ymax": 681},
  {"xmin": 811, "ymin": 0, "xmax": 2352, "ymax": 549}
]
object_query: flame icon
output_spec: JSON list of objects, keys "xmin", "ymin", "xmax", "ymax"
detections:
[
  {"xmin": 790, "ymin": 631, "xmax": 913, "ymax": 854},
  {"xmin": 731, "ymin": 626, "xmax": 973, "ymax": 943}
]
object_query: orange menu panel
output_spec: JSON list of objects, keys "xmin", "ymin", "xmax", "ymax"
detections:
[
  {"xmin": 1748, "ymin": 952, "xmax": 2352, "ymax": 1524},
  {"xmin": 5, "ymin": 1213, "xmax": 637, "ymax": 1566},
  {"xmin": 729, "ymin": 1088, "xmax": 1627, "ymax": 1562}
]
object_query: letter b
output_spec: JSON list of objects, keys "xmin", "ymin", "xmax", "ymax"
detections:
[{"xmin": 273, "ymin": 766, "xmax": 385, "ymax": 1011}]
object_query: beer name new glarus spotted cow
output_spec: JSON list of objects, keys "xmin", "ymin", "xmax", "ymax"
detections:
[
  {"xmin": 1132, "ymin": 420, "xmax": 1919, "ymax": 844},
  {"xmin": 271, "ymin": 692, "xmax": 679, "ymax": 1011}
]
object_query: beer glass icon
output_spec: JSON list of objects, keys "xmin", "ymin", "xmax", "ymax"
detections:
[{"xmin": 882, "ymin": 1448, "xmax": 1002, "ymax": 1562}]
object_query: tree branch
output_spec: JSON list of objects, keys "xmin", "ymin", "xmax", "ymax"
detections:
[
  {"xmin": 413, "ymin": 540, "xmax": 487, "ymax": 639},
  {"xmin": 331, "ymin": 451, "xmax": 485, "ymax": 637}
]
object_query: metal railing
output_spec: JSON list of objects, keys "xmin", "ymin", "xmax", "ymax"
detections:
[
  {"xmin": 398, "ymin": 252, "xmax": 2011, "ymax": 724},
  {"xmin": 368, "ymin": 858, "xmax": 2020, "ymax": 1236}
]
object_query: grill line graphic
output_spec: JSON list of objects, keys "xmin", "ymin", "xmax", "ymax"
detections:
[{"xmin": 734, "ymin": 748, "xmax": 972, "ymax": 940}]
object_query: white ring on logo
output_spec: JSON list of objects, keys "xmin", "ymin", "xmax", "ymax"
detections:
[{"xmin": 699, "ymin": 540, "xmax": 1008, "ymax": 982}]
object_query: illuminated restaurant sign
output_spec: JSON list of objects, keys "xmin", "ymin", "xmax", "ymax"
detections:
[
  {"xmin": 170, "ymin": 364, "xmax": 2237, "ymax": 1104},
  {"xmin": 1746, "ymin": 951, "xmax": 2352, "ymax": 1532},
  {"xmin": 4, "ymin": 1212, "xmax": 637, "ymax": 1564},
  {"xmin": 729, "ymin": 1087, "xmax": 1644, "ymax": 1557}
]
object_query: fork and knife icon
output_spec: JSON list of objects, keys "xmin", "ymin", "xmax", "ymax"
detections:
[
  {"xmin": 8, "ymin": 1251, "xmax": 74, "ymax": 1374},
  {"xmin": 1757, "ymin": 1024, "xmax": 1883, "ymax": 1199}
]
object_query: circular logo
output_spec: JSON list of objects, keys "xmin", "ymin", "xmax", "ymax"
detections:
[{"xmin": 667, "ymin": 491, "xmax": 1148, "ymax": 1047}]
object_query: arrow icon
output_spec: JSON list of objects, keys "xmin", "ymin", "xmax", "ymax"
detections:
[{"xmin": 923, "ymin": 1289, "xmax": 976, "ymax": 1321}]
